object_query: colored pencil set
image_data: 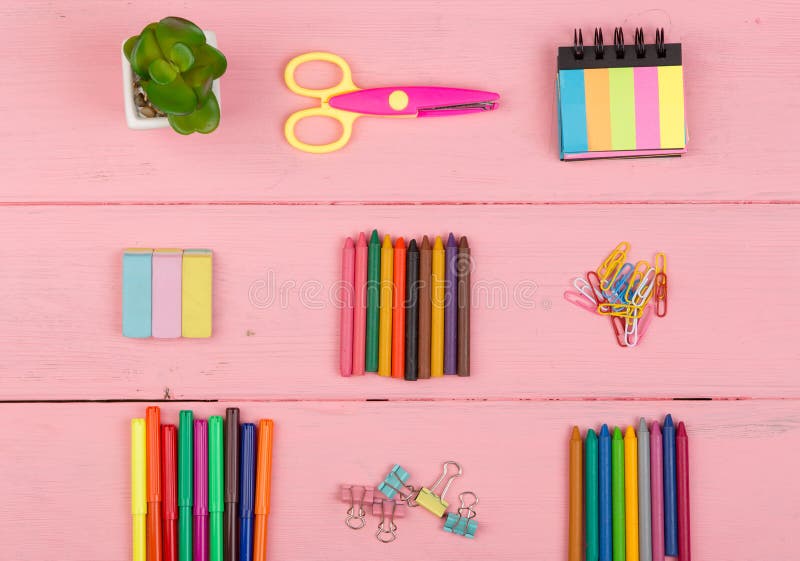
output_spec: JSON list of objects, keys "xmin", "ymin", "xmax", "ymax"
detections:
[
  {"xmin": 339, "ymin": 230, "xmax": 472, "ymax": 379},
  {"xmin": 131, "ymin": 406, "xmax": 274, "ymax": 561},
  {"xmin": 563, "ymin": 242, "xmax": 668, "ymax": 347},
  {"xmin": 568, "ymin": 415, "xmax": 690, "ymax": 561},
  {"xmin": 123, "ymin": 248, "xmax": 213, "ymax": 339}
]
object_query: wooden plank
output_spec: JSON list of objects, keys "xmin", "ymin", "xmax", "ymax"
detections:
[
  {"xmin": 0, "ymin": 399, "xmax": 797, "ymax": 560},
  {"xmin": 0, "ymin": 0, "xmax": 798, "ymax": 202},
  {"xmin": 0, "ymin": 204, "xmax": 797, "ymax": 400}
]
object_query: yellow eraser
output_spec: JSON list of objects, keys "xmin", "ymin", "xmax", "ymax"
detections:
[{"xmin": 182, "ymin": 249, "xmax": 213, "ymax": 338}]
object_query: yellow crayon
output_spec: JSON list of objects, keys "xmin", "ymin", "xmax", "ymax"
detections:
[
  {"xmin": 182, "ymin": 249, "xmax": 213, "ymax": 338},
  {"xmin": 624, "ymin": 426, "xmax": 640, "ymax": 561},
  {"xmin": 378, "ymin": 235, "xmax": 394, "ymax": 376},
  {"xmin": 131, "ymin": 418, "xmax": 147, "ymax": 561},
  {"xmin": 430, "ymin": 236, "xmax": 445, "ymax": 377}
]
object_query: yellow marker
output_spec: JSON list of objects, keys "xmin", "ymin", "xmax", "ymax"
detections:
[
  {"xmin": 182, "ymin": 249, "xmax": 213, "ymax": 338},
  {"xmin": 378, "ymin": 235, "xmax": 394, "ymax": 376},
  {"xmin": 131, "ymin": 418, "xmax": 147, "ymax": 561},
  {"xmin": 624, "ymin": 426, "xmax": 640, "ymax": 561},
  {"xmin": 430, "ymin": 236, "xmax": 445, "ymax": 377}
]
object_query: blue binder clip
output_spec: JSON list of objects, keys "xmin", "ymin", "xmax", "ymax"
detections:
[
  {"xmin": 443, "ymin": 491, "xmax": 479, "ymax": 538},
  {"xmin": 377, "ymin": 464, "xmax": 416, "ymax": 504}
]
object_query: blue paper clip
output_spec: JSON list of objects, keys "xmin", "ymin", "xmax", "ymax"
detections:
[
  {"xmin": 442, "ymin": 491, "xmax": 479, "ymax": 538},
  {"xmin": 378, "ymin": 464, "xmax": 415, "ymax": 503}
]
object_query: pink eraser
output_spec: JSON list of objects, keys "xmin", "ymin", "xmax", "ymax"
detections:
[{"xmin": 152, "ymin": 249, "xmax": 182, "ymax": 339}]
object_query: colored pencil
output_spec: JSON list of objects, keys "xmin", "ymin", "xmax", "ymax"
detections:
[
  {"xmin": 131, "ymin": 419, "xmax": 147, "ymax": 561},
  {"xmin": 404, "ymin": 239, "xmax": 420, "ymax": 381},
  {"xmin": 146, "ymin": 406, "xmax": 163, "ymax": 561},
  {"xmin": 431, "ymin": 236, "xmax": 445, "ymax": 377},
  {"xmin": 339, "ymin": 237, "xmax": 355, "ymax": 376},
  {"xmin": 649, "ymin": 421, "xmax": 665, "ymax": 561},
  {"xmin": 417, "ymin": 236, "xmax": 432, "ymax": 379},
  {"xmin": 253, "ymin": 420, "xmax": 274, "ymax": 561},
  {"xmin": 391, "ymin": 237, "xmax": 406, "ymax": 378},
  {"xmin": 378, "ymin": 234, "xmax": 394, "ymax": 376},
  {"xmin": 637, "ymin": 419, "xmax": 652, "ymax": 561},
  {"xmin": 456, "ymin": 236, "xmax": 470, "ymax": 377},
  {"xmin": 178, "ymin": 411, "xmax": 194, "ymax": 561},
  {"xmin": 444, "ymin": 233, "xmax": 458, "ymax": 374},
  {"xmin": 239, "ymin": 424, "xmax": 256, "ymax": 561},
  {"xmin": 194, "ymin": 419, "xmax": 209, "ymax": 561},
  {"xmin": 599, "ymin": 425, "xmax": 612, "ymax": 561},
  {"xmin": 663, "ymin": 415, "xmax": 678, "ymax": 556},
  {"xmin": 352, "ymin": 233, "xmax": 368, "ymax": 376},
  {"xmin": 676, "ymin": 422, "xmax": 691, "ymax": 561},
  {"xmin": 365, "ymin": 230, "xmax": 380, "ymax": 372},
  {"xmin": 624, "ymin": 427, "xmax": 639, "ymax": 561},
  {"xmin": 585, "ymin": 428, "xmax": 599, "ymax": 561},
  {"xmin": 209, "ymin": 416, "xmax": 224, "ymax": 561},
  {"xmin": 162, "ymin": 424, "xmax": 179, "ymax": 561},
  {"xmin": 612, "ymin": 427, "xmax": 626, "ymax": 561},
  {"xmin": 569, "ymin": 427, "xmax": 583, "ymax": 561},
  {"xmin": 224, "ymin": 408, "xmax": 240, "ymax": 561}
]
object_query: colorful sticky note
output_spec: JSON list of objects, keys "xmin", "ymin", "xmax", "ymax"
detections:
[
  {"xmin": 122, "ymin": 249, "xmax": 153, "ymax": 338},
  {"xmin": 182, "ymin": 249, "xmax": 213, "ymax": 338},
  {"xmin": 152, "ymin": 249, "xmax": 182, "ymax": 339}
]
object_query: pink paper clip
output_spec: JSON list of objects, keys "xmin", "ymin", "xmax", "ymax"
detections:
[
  {"xmin": 563, "ymin": 290, "xmax": 597, "ymax": 313},
  {"xmin": 341, "ymin": 485, "xmax": 374, "ymax": 529}
]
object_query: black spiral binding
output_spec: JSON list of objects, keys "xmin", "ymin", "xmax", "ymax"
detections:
[
  {"xmin": 614, "ymin": 27, "xmax": 625, "ymax": 59},
  {"xmin": 594, "ymin": 28, "xmax": 604, "ymax": 59},
  {"xmin": 634, "ymin": 27, "xmax": 646, "ymax": 58},
  {"xmin": 655, "ymin": 28, "xmax": 666, "ymax": 57},
  {"xmin": 573, "ymin": 29, "xmax": 584, "ymax": 59},
  {"xmin": 558, "ymin": 27, "xmax": 681, "ymax": 70}
]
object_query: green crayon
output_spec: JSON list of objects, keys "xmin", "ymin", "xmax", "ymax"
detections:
[
  {"xmin": 365, "ymin": 229, "xmax": 381, "ymax": 372},
  {"xmin": 586, "ymin": 428, "xmax": 599, "ymax": 561},
  {"xmin": 612, "ymin": 427, "xmax": 626, "ymax": 561}
]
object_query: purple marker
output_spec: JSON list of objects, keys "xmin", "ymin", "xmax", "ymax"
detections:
[
  {"xmin": 194, "ymin": 419, "xmax": 209, "ymax": 561},
  {"xmin": 444, "ymin": 233, "xmax": 458, "ymax": 374}
]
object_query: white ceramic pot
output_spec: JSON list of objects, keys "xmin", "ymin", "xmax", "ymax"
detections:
[{"xmin": 121, "ymin": 31, "xmax": 222, "ymax": 130}]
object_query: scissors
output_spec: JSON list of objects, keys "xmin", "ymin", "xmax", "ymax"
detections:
[{"xmin": 284, "ymin": 52, "xmax": 500, "ymax": 153}]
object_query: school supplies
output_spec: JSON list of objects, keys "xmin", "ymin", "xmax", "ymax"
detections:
[
  {"xmin": 558, "ymin": 27, "xmax": 686, "ymax": 160},
  {"xmin": 239, "ymin": 424, "xmax": 255, "ymax": 561},
  {"xmin": 131, "ymin": 419, "xmax": 147, "ymax": 561},
  {"xmin": 194, "ymin": 419, "xmax": 209, "ymax": 561},
  {"xmin": 340, "ymin": 238, "xmax": 355, "ymax": 377},
  {"xmin": 663, "ymin": 415, "xmax": 678, "ymax": 556},
  {"xmin": 224, "ymin": 408, "xmax": 240, "ymax": 561},
  {"xmin": 340, "ymin": 232, "xmax": 473, "ymax": 379},
  {"xmin": 568, "ymin": 416, "xmax": 691, "ymax": 561},
  {"xmin": 178, "ymin": 411, "xmax": 194, "ymax": 561},
  {"xmin": 284, "ymin": 52, "xmax": 500, "ymax": 153},
  {"xmin": 564, "ymin": 243, "xmax": 668, "ymax": 347},
  {"xmin": 209, "ymin": 417, "xmax": 224, "ymax": 561},
  {"xmin": 122, "ymin": 248, "xmax": 213, "ymax": 339},
  {"xmin": 146, "ymin": 407, "xmax": 163, "ymax": 561},
  {"xmin": 442, "ymin": 492, "xmax": 479, "ymax": 538},
  {"xmin": 253, "ymin": 420, "xmax": 274, "ymax": 561},
  {"xmin": 162, "ymin": 425, "xmax": 179, "ymax": 561}
]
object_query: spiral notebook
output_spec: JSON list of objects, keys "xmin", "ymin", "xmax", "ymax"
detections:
[{"xmin": 557, "ymin": 28, "xmax": 686, "ymax": 160}]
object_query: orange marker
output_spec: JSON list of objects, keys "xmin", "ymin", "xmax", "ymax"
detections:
[
  {"xmin": 146, "ymin": 406, "xmax": 163, "ymax": 561},
  {"xmin": 253, "ymin": 419, "xmax": 274, "ymax": 561},
  {"xmin": 391, "ymin": 237, "xmax": 406, "ymax": 378}
]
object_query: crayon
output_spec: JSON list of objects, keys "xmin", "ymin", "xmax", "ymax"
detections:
[
  {"xmin": 663, "ymin": 415, "xmax": 678, "ymax": 556},
  {"xmin": 224, "ymin": 408, "xmax": 240, "ymax": 561},
  {"xmin": 599, "ymin": 425, "xmax": 612, "ymax": 561},
  {"xmin": 417, "ymin": 236, "xmax": 432, "ymax": 379},
  {"xmin": 365, "ymin": 230, "xmax": 380, "ymax": 372},
  {"xmin": 431, "ymin": 236, "xmax": 445, "ymax": 377},
  {"xmin": 253, "ymin": 420, "xmax": 274, "ymax": 561},
  {"xmin": 444, "ymin": 233, "xmax": 458, "ymax": 374},
  {"xmin": 637, "ymin": 419, "xmax": 652, "ymax": 561},
  {"xmin": 162, "ymin": 425, "xmax": 179, "ymax": 561},
  {"xmin": 676, "ymin": 422, "xmax": 691, "ymax": 561},
  {"xmin": 340, "ymin": 237, "xmax": 355, "ymax": 376},
  {"xmin": 391, "ymin": 237, "xmax": 406, "ymax": 378},
  {"xmin": 131, "ymin": 419, "xmax": 147, "ymax": 561},
  {"xmin": 378, "ymin": 235, "xmax": 394, "ymax": 376},
  {"xmin": 649, "ymin": 422, "xmax": 665, "ymax": 561},
  {"xmin": 146, "ymin": 406, "xmax": 163, "ymax": 561},
  {"xmin": 194, "ymin": 419, "xmax": 209, "ymax": 561},
  {"xmin": 178, "ymin": 411, "xmax": 194, "ymax": 561},
  {"xmin": 569, "ymin": 427, "xmax": 583, "ymax": 561},
  {"xmin": 404, "ymin": 239, "xmax": 420, "ymax": 380},
  {"xmin": 612, "ymin": 427, "xmax": 625, "ymax": 561},
  {"xmin": 209, "ymin": 416, "xmax": 224, "ymax": 561},
  {"xmin": 239, "ymin": 424, "xmax": 256, "ymax": 561},
  {"xmin": 352, "ymin": 233, "xmax": 368, "ymax": 376},
  {"xmin": 456, "ymin": 236, "xmax": 471, "ymax": 377},
  {"xmin": 624, "ymin": 427, "xmax": 639, "ymax": 561},
  {"xmin": 585, "ymin": 428, "xmax": 599, "ymax": 561}
]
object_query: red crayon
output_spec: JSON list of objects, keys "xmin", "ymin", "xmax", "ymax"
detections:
[
  {"xmin": 162, "ymin": 424, "xmax": 178, "ymax": 561},
  {"xmin": 676, "ymin": 422, "xmax": 691, "ymax": 561},
  {"xmin": 146, "ymin": 406, "xmax": 163, "ymax": 561},
  {"xmin": 391, "ymin": 237, "xmax": 406, "ymax": 378}
]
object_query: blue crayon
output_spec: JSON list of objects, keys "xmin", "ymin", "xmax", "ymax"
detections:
[
  {"xmin": 239, "ymin": 424, "xmax": 256, "ymax": 561},
  {"xmin": 598, "ymin": 424, "xmax": 613, "ymax": 561},
  {"xmin": 663, "ymin": 414, "xmax": 678, "ymax": 556}
]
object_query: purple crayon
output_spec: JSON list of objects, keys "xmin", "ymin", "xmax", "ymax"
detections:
[
  {"xmin": 444, "ymin": 233, "xmax": 458, "ymax": 374},
  {"xmin": 194, "ymin": 419, "xmax": 209, "ymax": 561}
]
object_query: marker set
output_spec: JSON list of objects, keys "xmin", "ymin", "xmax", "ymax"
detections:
[
  {"xmin": 131, "ymin": 406, "xmax": 273, "ymax": 561},
  {"xmin": 122, "ymin": 248, "xmax": 213, "ymax": 339}
]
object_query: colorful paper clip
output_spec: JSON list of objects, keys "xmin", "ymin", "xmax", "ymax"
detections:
[
  {"xmin": 443, "ymin": 491, "xmax": 479, "ymax": 538},
  {"xmin": 415, "ymin": 461, "xmax": 462, "ymax": 517},
  {"xmin": 377, "ymin": 464, "xmax": 416, "ymax": 505},
  {"xmin": 655, "ymin": 272, "xmax": 668, "ymax": 317}
]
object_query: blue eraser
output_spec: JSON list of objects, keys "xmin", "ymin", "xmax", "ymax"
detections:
[{"xmin": 122, "ymin": 249, "xmax": 153, "ymax": 338}]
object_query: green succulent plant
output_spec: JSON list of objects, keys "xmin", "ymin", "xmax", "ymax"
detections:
[{"xmin": 124, "ymin": 17, "xmax": 227, "ymax": 134}]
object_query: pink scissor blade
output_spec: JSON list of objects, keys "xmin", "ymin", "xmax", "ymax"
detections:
[{"xmin": 329, "ymin": 87, "xmax": 499, "ymax": 117}]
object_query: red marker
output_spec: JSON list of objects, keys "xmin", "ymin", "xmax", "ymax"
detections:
[
  {"xmin": 146, "ymin": 406, "xmax": 163, "ymax": 561},
  {"xmin": 676, "ymin": 422, "xmax": 691, "ymax": 561},
  {"xmin": 162, "ymin": 424, "xmax": 178, "ymax": 561}
]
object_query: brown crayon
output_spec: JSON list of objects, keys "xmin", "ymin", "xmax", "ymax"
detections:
[
  {"xmin": 457, "ymin": 236, "xmax": 471, "ymax": 376},
  {"xmin": 417, "ymin": 236, "xmax": 432, "ymax": 379}
]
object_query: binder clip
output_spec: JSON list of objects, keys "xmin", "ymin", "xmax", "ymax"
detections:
[
  {"xmin": 371, "ymin": 497, "xmax": 407, "ymax": 518},
  {"xmin": 443, "ymin": 491, "xmax": 479, "ymax": 538},
  {"xmin": 374, "ymin": 498, "xmax": 403, "ymax": 543},
  {"xmin": 415, "ymin": 461, "xmax": 462, "ymax": 517},
  {"xmin": 340, "ymin": 485, "xmax": 374, "ymax": 529},
  {"xmin": 377, "ymin": 464, "xmax": 417, "ymax": 505}
]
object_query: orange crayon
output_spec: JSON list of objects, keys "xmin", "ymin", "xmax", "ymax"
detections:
[
  {"xmin": 569, "ymin": 426, "xmax": 583, "ymax": 561},
  {"xmin": 391, "ymin": 237, "xmax": 406, "ymax": 378}
]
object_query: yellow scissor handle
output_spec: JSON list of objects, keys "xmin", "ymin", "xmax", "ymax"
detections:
[
  {"xmin": 284, "ymin": 51, "xmax": 359, "ymax": 101},
  {"xmin": 284, "ymin": 106, "xmax": 360, "ymax": 154}
]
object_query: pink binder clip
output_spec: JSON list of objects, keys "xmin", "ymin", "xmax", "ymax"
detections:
[
  {"xmin": 372, "ymin": 497, "xmax": 407, "ymax": 517},
  {"xmin": 341, "ymin": 485, "xmax": 374, "ymax": 530}
]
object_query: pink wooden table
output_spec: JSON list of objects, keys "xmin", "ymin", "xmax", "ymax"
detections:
[{"xmin": 1, "ymin": 1, "xmax": 798, "ymax": 559}]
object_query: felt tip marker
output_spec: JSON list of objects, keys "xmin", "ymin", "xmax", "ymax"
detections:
[
  {"xmin": 253, "ymin": 420, "xmax": 274, "ymax": 561},
  {"xmin": 239, "ymin": 424, "xmax": 256, "ymax": 561},
  {"xmin": 131, "ymin": 419, "xmax": 147, "ymax": 561},
  {"xmin": 146, "ymin": 407, "xmax": 163, "ymax": 561},
  {"xmin": 162, "ymin": 424, "xmax": 179, "ymax": 561}
]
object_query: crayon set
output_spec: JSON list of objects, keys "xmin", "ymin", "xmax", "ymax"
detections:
[
  {"xmin": 123, "ymin": 248, "xmax": 213, "ymax": 339},
  {"xmin": 563, "ymin": 242, "xmax": 668, "ymax": 347},
  {"xmin": 341, "ymin": 461, "xmax": 480, "ymax": 543},
  {"xmin": 131, "ymin": 406, "xmax": 274, "ymax": 561},
  {"xmin": 569, "ymin": 415, "xmax": 690, "ymax": 561},
  {"xmin": 340, "ymin": 230, "xmax": 472, "ymax": 378}
]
